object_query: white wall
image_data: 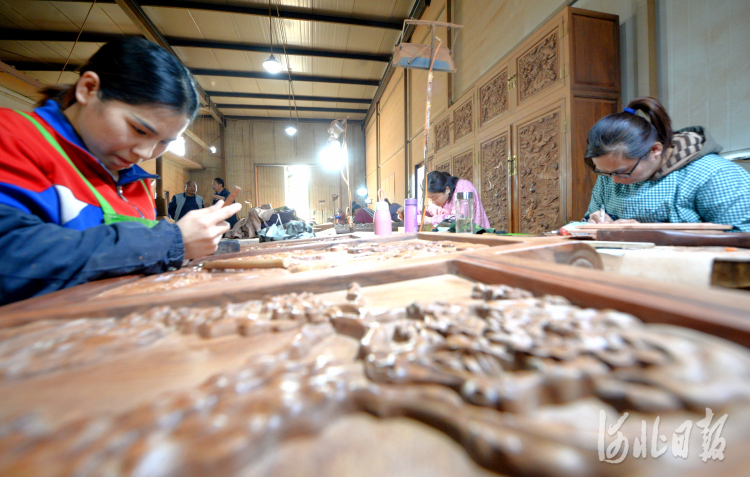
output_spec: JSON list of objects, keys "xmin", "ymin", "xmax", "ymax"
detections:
[{"xmin": 658, "ymin": 0, "xmax": 750, "ymax": 155}]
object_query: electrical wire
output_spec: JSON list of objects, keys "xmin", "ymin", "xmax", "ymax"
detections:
[
  {"xmin": 57, "ymin": 0, "xmax": 97, "ymax": 83},
  {"xmin": 273, "ymin": 0, "xmax": 299, "ymax": 124}
]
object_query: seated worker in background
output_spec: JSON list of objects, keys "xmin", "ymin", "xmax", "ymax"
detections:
[
  {"xmin": 0, "ymin": 38, "xmax": 240, "ymax": 305},
  {"xmin": 384, "ymin": 198, "xmax": 403, "ymax": 223},
  {"xmin": 168, "ymin": 180, "xmax": 205, "ymax": 221},
  {"xmin": 400, "ymin": 171, "xmax": 490, "ymax": 229},
  {"xmin": 211, "ymin": 177, "xmax": 238, "ymax": 229},
  {"xmin": 354, "ymin": 202, "xmax": 375, "ymax": 224},
  {"xmin": 585, "ymin": 97, "xmax": 750, "ymax": 232}
]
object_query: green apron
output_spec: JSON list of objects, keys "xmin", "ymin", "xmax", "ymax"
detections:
[{"xmin": 16, "ymin": 111, "xmax": 158, "ymax": 227}]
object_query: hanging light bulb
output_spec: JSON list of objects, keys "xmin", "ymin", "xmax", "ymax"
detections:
[
  {"xmin": 263, "ymin": 54, "xmax": 283, "ymax": 74},
  {"xmin": 285, "ymin": 125, "xmax": 297, "ymax": 136},
  {"xmin": 320, "ymin": 139, "xmax": 345, "ymax": 171}
]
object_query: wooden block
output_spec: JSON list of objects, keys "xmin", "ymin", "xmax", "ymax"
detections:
[
  {"xmin": 578, "ymin": 222, "xmax": 732, "ymax": 230},
  {"xmin": 214, "ymin": 240, "xmax": 240, "ymax": 255},
  {"xmin": 222, "ymin": 186, "xmax": 241, "ymax": 207}
]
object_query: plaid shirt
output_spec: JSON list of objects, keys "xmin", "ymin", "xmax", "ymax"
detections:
[{"xmin": 585, "ymin": 154, "xmax": 750, "ymax": 232}]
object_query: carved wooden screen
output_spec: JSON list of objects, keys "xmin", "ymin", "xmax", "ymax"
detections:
[
  {"xmin": 453, "ymin": 100, "xmax": 473, "ymax": 142},
  {"xmin": 479, "ymin": 68, "xmax": 509, "ymax": 127},
  {"xmin": 452, "ymin": 150, "xmax": 473, "ymax": 183},
  {"xmin": 435, "ymin": 160, "xmax": 451, "ymax": 174},
  {"xmin": 516, "ymin": 106, "xmax": 562, "ymax": 234},
  {"xmin": 517, "ymin": 28, "xmax": 559, "ymax": 104},
  {"xmin": 434, "ymin": 118, "xmax": 450, "ymax": 153},
  {"xmin": 480, "ymin": 133, "xmax": 509, "ymax": 231}
]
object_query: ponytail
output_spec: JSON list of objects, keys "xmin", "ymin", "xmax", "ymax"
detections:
[
  {"xmin": 584, "ymin": 96, "xmax": 673, "ymax": 170},
  {"xmin": 427, "ymin": 171, "xmax": 460, "ymax": 202}
]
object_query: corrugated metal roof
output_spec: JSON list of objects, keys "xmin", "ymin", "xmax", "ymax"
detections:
[{"xmin": 0, "ymin": 0, "xmax": 415, "ymax": 122}]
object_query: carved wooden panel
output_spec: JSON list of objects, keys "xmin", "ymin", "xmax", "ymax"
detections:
[
  {"xmin": 479, "ymin": 69, "xmax": 509, "ymax": 126},
  {"xmin": 434, "ymin": 118, "xmax": 450, "ymax": 153},
  {"xmin": 517, "ymin": 29, "xmax": 559, "ymax": 103},
  {"xmin": 517, "ymin": 108, "xmax": 561, "ymax": 234},
  {"xmin": 453, "ymin": 100, "xmax": 473, "ymax": 141},
  {"xmin": 452, "ymin": 151, "xmax": 473, "ymax": 183},
  {"xmin": 435, "ymin": 160, "xmax": 451, "ymax": 174},
  {"xmin": 480, "ymin": 133, "xmax": 509, "ymax": 231},
  {"xmin": 426, "ymin": 156, "xmax": 434, "ymax": 172}
]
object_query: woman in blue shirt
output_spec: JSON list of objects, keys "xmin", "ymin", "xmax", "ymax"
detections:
[{"xmin": 584, "ymin": 97, "xmax": 750, "ymax": 232}]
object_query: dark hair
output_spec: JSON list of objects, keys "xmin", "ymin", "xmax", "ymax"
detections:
[
  {"xmin": 427, "ymin": 171, "xmax": 459, "ymax": 201},
  {"xmin": 584, "ymin": 97, "xmax": 673, "ymax": 170},
  {"xmin": 39, "ymin": 38, "xmax": 200, "ymax": 120},
  {"xmin": 384, "ymin": 198, "xmax": 391, "ymax": 205},
  {"xmin": 213, "ymin": 178, "xmax": 225, "ymax": 188}
]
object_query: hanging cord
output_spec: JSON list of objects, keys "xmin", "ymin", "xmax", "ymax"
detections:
[
  {"xmin": 419, "ymin": 33, "xmax": 442, "ymax": 232},
  {"xmin": 58, "ymin": 0, "xmax": 97, "ymax": 83},
  {"xmin": 273, "ymin": 0, "xmax": 299, "ymax": 124},
  {"xmin": 267, "ymin": 0, "xmax": 274, "ymax": 56}
]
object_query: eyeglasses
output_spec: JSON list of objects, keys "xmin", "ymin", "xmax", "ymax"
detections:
[{"xmin": 593, "ymin": 152, "xmax": 649, "ymax": 178}]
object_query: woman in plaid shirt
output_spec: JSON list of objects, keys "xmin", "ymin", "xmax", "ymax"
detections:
[{"xmin": 584, "ymin": 97, "xmax": 750, "ymax": 232}]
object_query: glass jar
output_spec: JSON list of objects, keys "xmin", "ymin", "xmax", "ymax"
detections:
[{"xmin": 455, "ymin": 192, "xmax": 474, "ymax": 234}]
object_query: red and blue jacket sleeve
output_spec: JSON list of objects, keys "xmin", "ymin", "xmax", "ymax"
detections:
[
  {"xmin": 0, "ymin": 108, "xmax": 185, "ymax": 304},
  {"xmin": 0, "ymin": 204, "xmax": 184, "ymax": 305}
]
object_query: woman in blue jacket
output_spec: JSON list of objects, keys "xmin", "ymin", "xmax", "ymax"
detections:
[{"xmin": 584, "ymin": 97, "xmax": 750, "ymax": 232}]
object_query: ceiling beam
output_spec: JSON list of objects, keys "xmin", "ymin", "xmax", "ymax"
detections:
[
  {"xmin": 216, "ymin": 104, "xmax": 366, "ymax": 114},
  {"xmin": 170, "ymin": 39, "xmax": 390, "ymax": 63},
  {"xmin": 28, "ymin": 0, "xmax": 403, "ymax": 30},
  {"xmin": 140, "ymin": 0, "xmax": 402, "ymax": 30},
  {"xmin": 183, "ymin": 129, "xmax": 210, "ymax": 150},
  {"xmin": 206, "ymin": 91, "xmax": 371, "ymax": 104},
  {"xmin": 201, "ymin": 115, "xmax": 364, "ymax": 124},
  {"xmin": 113, "ymin": 0, "xmax": 225, "ymax": 126},
  {"xmin": 192, "ymin": 68, "xmax": 380, "ymax": 86},
  {"xmin": 0, "ymin": 60, "xmax": 46, "ymax": 90},
  {"xmin": 0, "ymin": 29, "xmax": 390, "ymax": 63},
  {"xmin": 3, "ymin": 62, "xmax": 382, "ymax": 87}
]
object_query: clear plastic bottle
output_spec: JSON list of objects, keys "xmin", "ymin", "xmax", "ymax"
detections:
[{"xmin": 455, "ymin": 191, "xmax": 474, "ymax": 234}]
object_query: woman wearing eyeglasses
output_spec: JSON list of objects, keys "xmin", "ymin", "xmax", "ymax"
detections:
[{"xmin": 584, "ymin": 97, "xmax": 750, "ymax": 231}]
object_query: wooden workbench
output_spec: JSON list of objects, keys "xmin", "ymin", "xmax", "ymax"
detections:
[{"xmin": 1, "ymin": 233, "xmax": 749, "ymax": 477}]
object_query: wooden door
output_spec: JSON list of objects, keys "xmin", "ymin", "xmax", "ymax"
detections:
[
  {"xmin": 479, "ymin": 129, "xmax": 512, "ymax": 232},
  {"xmin": 255, "ymin": 165, "xmax": 285, "ymax": 209},
  {"xmin": 513, "ymin": 103, "xmax": 564, "ymax": 234},
  {"xmin": 308, "ymin": 166, "xmax": 341, "ymax": 224},
  {"xmin": 451, "ymin": 148, "xmax": 474, "ymax": 183},
  {"xmin": 477, "ymin": 64, "xmax": 511, "ymax": 131}
]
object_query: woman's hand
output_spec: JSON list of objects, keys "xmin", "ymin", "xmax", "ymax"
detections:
[
  {"xmin": 177, "ymin": 200, "xmax": 242, "ymax": 259},
  {"xmin": 614, "ymin": 219, "xmax": 640, "ymax": 224},
  {"xmin": 588, "ymin": 211, "xmax": 614, "ymax": 224},
  {"xmin": 397, "ymin": 206, "xmax": 405, "ymax": 220}
]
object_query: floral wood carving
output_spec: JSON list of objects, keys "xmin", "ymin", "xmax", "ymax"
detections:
[
  {"xmin": 453, "ymin": 100, "xmax": 473, "ymax": 141},
  {"xmin": 518, "ymin": 109, "xmax": 561, "ymax": 234},
  {"xmin": 479, "ymin": 69, "xmax": 508, "ymax": 126},
  {"xmin": 435, "ymin": 161, "xmax": 451, "ymax": 174},
  {"xmin": 452, "ymin": 151, "xmax": 473, "ymax": 182},
  {"xmin": 518, "ymin": 29, "xmax": 559, "ymax": 103},
  {"xmin": 435, "ymin": 118, "xmax": 450, "ymax": 152},
  {"xmin": 481, "ymin": 134, "xmax": 509, "ymax": 231}
]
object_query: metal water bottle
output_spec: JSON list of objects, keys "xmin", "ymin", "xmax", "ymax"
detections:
[
  {"xmin": 455, "ymin": 191, "xmax": 474, "ymax": 234},
  {"xmin": 404, "ymin": 198, "xmax": 418, "ymax": 233}
]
